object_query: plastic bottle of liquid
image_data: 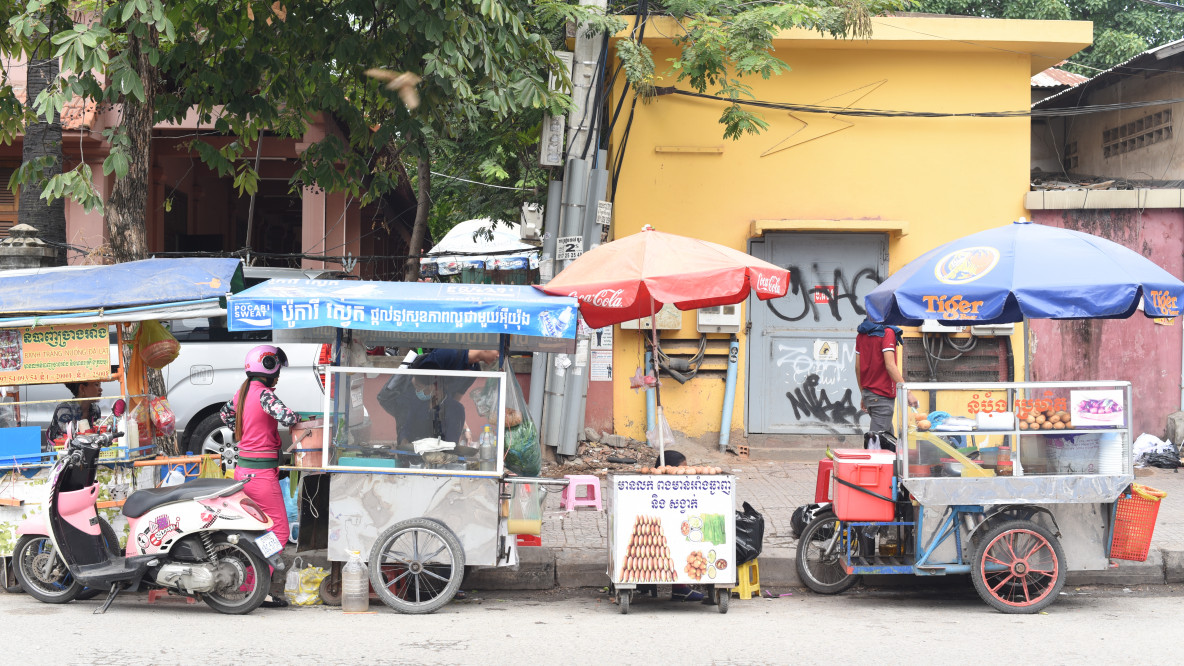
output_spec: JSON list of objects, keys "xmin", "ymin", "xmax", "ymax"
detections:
[
  {"xmin": 479, "ymin": 425, "xmax": 496, "ymax": 471},
  {"xmin": 341, "ymin": 550, "xmax": 369, "ymax": 612}
]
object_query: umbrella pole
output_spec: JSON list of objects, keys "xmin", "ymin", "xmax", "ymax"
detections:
[{"xmin": 650, "ymin": 303, "xmax": 665, "ymax": 467}]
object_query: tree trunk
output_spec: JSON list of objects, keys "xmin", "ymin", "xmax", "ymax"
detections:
[
  {"xmin": 104, "ymin": 30, "xmax": 155, "ymax": 264},
  {"xmin": 403, "ymin": 140, "xmax": 432, "ymax": 282},
  {"xmin": 19, "ymin": 32, "xmax": 66, "ymax": 265},
  {"xmin": 104, "ymin": 28, "xmax": 178, "ymax": 454}
]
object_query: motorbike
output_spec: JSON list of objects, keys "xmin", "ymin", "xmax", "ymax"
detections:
[{"xmin": 12, "ymin": 400, "xmax": 285, "ymax": 614}]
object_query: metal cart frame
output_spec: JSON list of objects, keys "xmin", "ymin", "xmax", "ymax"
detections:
[{"xmin": 797, "ymin": 380, "xmax": 1135, "ymax": 614}]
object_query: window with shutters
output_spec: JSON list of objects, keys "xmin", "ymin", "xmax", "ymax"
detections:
[{"xmin": 0, "ymin": 164, "xmax": 17, "ymax": 238}]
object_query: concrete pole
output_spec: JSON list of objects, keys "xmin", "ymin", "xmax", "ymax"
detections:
[{"xmin": 531, "ymin": 181, "xmax": 563, "ymax": 433}]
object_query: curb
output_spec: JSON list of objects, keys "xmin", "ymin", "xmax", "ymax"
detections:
[{"xmin": 477, "ymin": 545, "xmax": 1184, "ymax": 591}]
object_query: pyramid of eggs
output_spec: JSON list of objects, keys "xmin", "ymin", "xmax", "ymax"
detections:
[{"xmin": 619, "ymin": 515, "xmax": 677, "ymax": 582}]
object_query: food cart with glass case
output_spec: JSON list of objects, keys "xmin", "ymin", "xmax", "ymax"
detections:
[
  {"xmin": 226, "ymin": 279, "xmax": 578, "ymax": 613},
  {"xmin": 797, "ymin": 379, "xmax": 1144, "ymax": 613}
]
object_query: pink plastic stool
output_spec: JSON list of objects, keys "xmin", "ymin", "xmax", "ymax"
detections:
[{"xmin": 560, "ymin": 475, "xmax": 603, "ymax": 511}]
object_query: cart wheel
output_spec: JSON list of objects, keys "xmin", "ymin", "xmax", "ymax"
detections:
[
  {"xmin": 369, "ymin": 517, "xmax": 466, "ymax": 615},
  {"xmin": 716, "ymin": 588, "xmax": 729, "ymax": 614},
  {"xmin": 796, "ymin": 510, "xmax": 859, "ymax": 595},
  {"xmin": 319, "ymin": 572, "xmax": 342, "ymax": 607},
  {"xmin": 618, "ymin": 589, "xmax": 631, "ymax": 614},
  {"xmin": 971, "ymin": 519, "xmax": 1065, "ymax": 614}
]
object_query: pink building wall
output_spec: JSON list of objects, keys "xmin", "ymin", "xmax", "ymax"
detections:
[{"xmin": 1029, "ymin": 209, "xmax": 1184, "ymax": 438}]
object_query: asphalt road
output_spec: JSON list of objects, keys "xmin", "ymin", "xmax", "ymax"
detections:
[{"xmin": 2, "ymin": 584, "xmax": 1179, "ymax": 664}]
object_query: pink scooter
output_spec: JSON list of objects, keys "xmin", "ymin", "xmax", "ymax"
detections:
[{"xmin": 13, "ymin": 400, "xmax": 284, "ymax": 614}]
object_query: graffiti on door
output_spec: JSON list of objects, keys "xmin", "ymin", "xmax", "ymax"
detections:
[
  {"xmin": 776, "ymin": 341, "xmax": 856, "ymax": 386},
  {"xmin": 766, "ymin": 264, "xmax": 882, "ymax": 323},
  {"xmin": 785, "ymin": 374, "xmax": 860, "ymax": 424}
]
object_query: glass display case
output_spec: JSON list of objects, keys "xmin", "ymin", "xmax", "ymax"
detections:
[
  {"xmin": 304, "ymin": 366, "xmax": 509, "ymax": 476},
  {"xmin": 895, "ymin": 381, "xmax": 1133, "ymax": 505}
]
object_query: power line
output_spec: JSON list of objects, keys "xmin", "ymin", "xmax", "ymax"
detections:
[
  {"xmin": 654, "ymin": 86, "xmax": 1184, "ymax": 118},
  {"xmin": 430, "ymin": 170, "xmax": 533, "ymax": 191}
]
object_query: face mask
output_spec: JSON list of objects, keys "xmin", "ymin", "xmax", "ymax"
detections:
[{"xmin": 415, "ymin": 388, "xmax": 432, "ymax": 402}]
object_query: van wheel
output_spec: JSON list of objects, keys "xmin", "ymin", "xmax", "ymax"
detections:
[{"xmin": 191, "ymin": 413, "xmax": 238, "ymax": 470}]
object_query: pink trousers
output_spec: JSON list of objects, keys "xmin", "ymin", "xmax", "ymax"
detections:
[{"xmin": 233, "ymin": 466, "xmax": 290, "ymax": 546}]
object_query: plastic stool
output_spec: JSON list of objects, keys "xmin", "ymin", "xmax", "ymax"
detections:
[
  {"xmin": 560, "ymin": 475, "xmax": 603, "ymax": 511},
  {"xmin": 734, "ymin": 559, "xmax": 761, "ymax": 600},
  {"xmin": 516, "ymin": 534, "xmax": 542, "ymax": 547}
]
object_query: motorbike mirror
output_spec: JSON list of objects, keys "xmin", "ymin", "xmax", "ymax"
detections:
[{"xmin": 112, "ymin": 399, "xmax": 126, "ymax": 418}]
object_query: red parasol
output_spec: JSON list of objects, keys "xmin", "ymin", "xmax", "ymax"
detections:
[
  {"xmin": 541, "ymin": 227, "xmax": 789, "ymax": 328},
  {"xmin": 540, "ymin": 226, "xmax": 789, "ymax": 462}
]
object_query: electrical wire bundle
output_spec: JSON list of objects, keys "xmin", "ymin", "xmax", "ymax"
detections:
[
  {"xmin": 646, "ymin": 334, "xmax": 707, "ymax": 384},
  {"xmin": 921, "ymin": 332, "xmax": 978, "ymax": 381}
]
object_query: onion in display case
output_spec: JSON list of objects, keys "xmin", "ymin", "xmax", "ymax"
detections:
[{"xmin": 1070, "ymin": 389, "xmax": 1125, "ymax": 427}]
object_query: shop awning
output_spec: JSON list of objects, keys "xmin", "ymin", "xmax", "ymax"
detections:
[
  {"xmin": 227, "ymin": 279, "xmax": 578, "ymax": 353},
  {"xmin": 0, "ymin": 258, "xmax": 243, "ymax": 315}
]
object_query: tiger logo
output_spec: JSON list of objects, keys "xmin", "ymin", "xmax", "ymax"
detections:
[{"xmin": 934, "ymin": 247, "xmax": 1000, "ymax": 285}]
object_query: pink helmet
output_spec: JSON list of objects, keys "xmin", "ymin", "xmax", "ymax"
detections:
[{"xmin": 244, "ymin": 345, "xmax": 288, "ymax": 377}]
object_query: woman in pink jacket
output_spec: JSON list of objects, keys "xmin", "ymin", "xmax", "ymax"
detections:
[{"xmin": 220, "ymin": 344, "xmax": 298, "ymax": 608}]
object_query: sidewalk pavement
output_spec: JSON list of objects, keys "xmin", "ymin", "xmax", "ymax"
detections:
[{"xmin": 466, "ymin": 461, "xmax": 1184, "ymax": 591}]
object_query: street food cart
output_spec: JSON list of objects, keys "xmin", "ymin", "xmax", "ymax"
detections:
[
  {"xmin": 0, "ymin": 258, "xmax": 243, "ymax": 567},
  {"xmin": 225, "ymin": 278, "xmax": 578, "ymax": 613},
  {"xmin": 796, "ymin": 219, "xmax": 1182, "ymax": 613},
  {"xmin": 798, "ymin": 380, "xmax": 1144, "ymax": 613}
]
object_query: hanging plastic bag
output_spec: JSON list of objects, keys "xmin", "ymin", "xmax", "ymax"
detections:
[
  {"xmin": 149, "ymin": 397, "xmax": 176, "ymax": 437},
  {"xmin": 279, "ymin": 477, "xmax": 300, "ymax": 543},
  {"xmin": 645, "ymin": 412, "xmax": 676, "ymax": 450},
  {"xmin": 503, "ymin": 372, "xmax": 540, "ymax": 477},
  {"xmin": 127, "ymin": 399, "xmax": 152, "ymax": 447},
  {"xmin": 198, "ymin": 454, "xmax": 222, "ymax": 479},
  {"xmin": 735, "ymin": 501, "xmax": 765, "ymax": 566},
  {"xmin": 138, "ymin": 320, "xmax": 180, "ymax": 369}
]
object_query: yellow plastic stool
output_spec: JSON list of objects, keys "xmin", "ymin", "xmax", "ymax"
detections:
[{"xmin": 734, "ymin": 559, "xmax": 761, "ymax": 600}]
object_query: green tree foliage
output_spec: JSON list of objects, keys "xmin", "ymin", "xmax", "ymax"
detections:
[
  {"xmin": 2, "ymin": 0, "xmax": 908, "ymax": 263},
  {"xmin": 611, "ymin": 0, "xmax": 908, "ymax": 139},
  {"xmin": 911, "ymin": 0, "xmax": 1184, "ymax": 73}
]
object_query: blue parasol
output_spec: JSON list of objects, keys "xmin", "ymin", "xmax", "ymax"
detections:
[{"xmin": 865, "ymin": 219, "xmax": 1184, "ymax": 326}]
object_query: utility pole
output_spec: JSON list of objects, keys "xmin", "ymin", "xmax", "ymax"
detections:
[{"xmin": 544, "ymin": 0, "xmax": 607, "ymax": 457}]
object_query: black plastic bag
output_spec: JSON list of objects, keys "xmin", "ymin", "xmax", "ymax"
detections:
[
  {"xmin": 790, "ymin": 502, "xmax": 829, "ymax": 539},
  {"xmin": 735, "ymin": 501, "xmax": 765, "ymax": 566},
  {"xmin": 864, "ymin": 431, "xmax": 897, "ymax": 453}
]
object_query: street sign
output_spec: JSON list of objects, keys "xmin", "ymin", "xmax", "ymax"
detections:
[
  {"xmin": 595, "ymin": 200, "xmax": 612, "ymax": 227},
  {"xmin": 556, "ymin": 235, "xmax": 584, "ymax": 261}
]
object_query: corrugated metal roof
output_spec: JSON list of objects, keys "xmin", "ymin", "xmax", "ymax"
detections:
[
  {"xmin": 1035, "ymin": 38, "xmax": 1184, "ymax": 109},
  {"xmin": 1031, "ymin": 67, "xmax": 1088, "ymax": 88}
]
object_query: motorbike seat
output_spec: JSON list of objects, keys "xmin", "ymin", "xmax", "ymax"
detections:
[{"xmin": 122, "ymin": 479, "xmax": 242, "ymax": 518}]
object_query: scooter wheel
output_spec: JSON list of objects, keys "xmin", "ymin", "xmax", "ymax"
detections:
[
  {"xmin": 13, "ymin": 535, "xmax": 83, "ymax": 603},
  {"xmin": 201, "ymin": 534, "xmax": 272, "ymax": 614}
]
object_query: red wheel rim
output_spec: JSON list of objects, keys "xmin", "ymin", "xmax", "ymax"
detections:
[{"xmin": 980, "ymin": 528, "xmax": 1059, "ymax": 608}]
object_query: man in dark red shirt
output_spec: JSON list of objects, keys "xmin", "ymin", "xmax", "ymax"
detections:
[{"xmin": 855, "ymin": 318, "xmax": 918, "ymax": 436}]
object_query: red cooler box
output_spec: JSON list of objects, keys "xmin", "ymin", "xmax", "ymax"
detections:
[{"xmin": 831, "ymin": 449, "xmax": 895, "ymax": 522}]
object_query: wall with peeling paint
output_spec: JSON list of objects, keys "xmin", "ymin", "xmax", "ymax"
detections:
[{"xmin": 1029, "ymin": 209, "xmax": 1184, "ymax": 437}]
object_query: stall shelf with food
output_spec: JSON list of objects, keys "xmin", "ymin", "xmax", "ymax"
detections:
[{"xmin": 0, "ymin": 258, "xmax": 244, "ymax": 559}]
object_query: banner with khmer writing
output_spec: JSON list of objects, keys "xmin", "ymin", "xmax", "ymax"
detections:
[{"xmin": 0, "ymin": 323, "xmax": 109, "ymax": 384}]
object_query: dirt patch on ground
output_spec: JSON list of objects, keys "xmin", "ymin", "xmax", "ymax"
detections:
[{"xmin": 540, "ymin": 435, "xmax": 737, "ymax": 479}]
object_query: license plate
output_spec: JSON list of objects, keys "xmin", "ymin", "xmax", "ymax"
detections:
[{"xmin": 255, "ymin": 532, "xmax": 283, "ymax": 558}]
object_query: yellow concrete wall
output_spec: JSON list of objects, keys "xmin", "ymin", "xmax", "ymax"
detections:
[{"xmin": 606, "ymin": 16, "xmax": 1091, "ymax": 440}]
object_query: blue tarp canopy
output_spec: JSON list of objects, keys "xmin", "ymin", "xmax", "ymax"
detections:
[
  {"xmin": 865, "ymin": 219, "xmax": 1184, "ymax": 326},
  {"xmin": 0, "ymin": 258, "xmax": 243, "ymax": 323},
  {"xmin": 227, "ymin": 279, "xmax": 578, "ymax": 353}
]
